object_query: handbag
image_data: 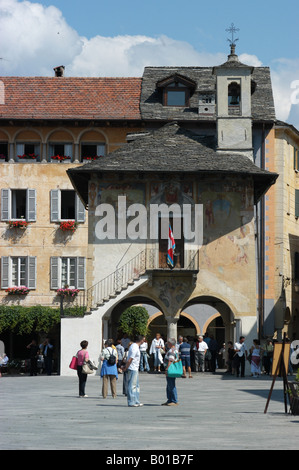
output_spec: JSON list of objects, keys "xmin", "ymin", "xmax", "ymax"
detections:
[
  {"xmin": 82, "ymin": 361, "xmax": 95, "ymax": 374},
  {"xmin": 167, "ymin": 359, "xmax": 183, "ymax": 378},
  {"xmin": 69, "ymin": 356, "xmax": 78, "ymax": 370}
]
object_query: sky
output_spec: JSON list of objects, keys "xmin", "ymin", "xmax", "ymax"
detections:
[{"xmin": 1, "ymin": 0, "xmax": 299, "ymax": 128}]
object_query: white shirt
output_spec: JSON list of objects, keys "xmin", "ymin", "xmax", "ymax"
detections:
[
  {"xmin": 234, "ymin": 342, "xmax": 247, "ymax": 357},
  {"xmin": 197, "ymin": 341, "xmax": 208, "ymax": 352},
  {"xmin": 127, "ymin": 342, "xmax": 140, "ymax": 371}
]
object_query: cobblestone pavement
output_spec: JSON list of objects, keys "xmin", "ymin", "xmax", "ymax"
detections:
[{"xmin": 1, "ymin": 371, "xmax": 299, "ymax": 451}]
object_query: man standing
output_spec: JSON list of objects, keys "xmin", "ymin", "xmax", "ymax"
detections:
[
  {"xmin": 40, "ymin": 338, "xmax": 54, "ymax": 375},
  {"xmin": 194, "ymin": 335, "xmax": 208, "ymax": 372},
  {"xmin": 122, "ymin": 335, "xmax": 145, "ymax": 407},
  {"xmin": 234, "ymin": 336, "xmax": 248, "ymax": 377}
]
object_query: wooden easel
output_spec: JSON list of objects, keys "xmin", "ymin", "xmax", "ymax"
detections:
[{"xmin": 264, "ymin": 333, "xmax": 290, "ymax": 414}]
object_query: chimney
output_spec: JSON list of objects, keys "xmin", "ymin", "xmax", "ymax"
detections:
[{"xmin": 53, "ymin": 65, "xmax": 65, "ymax": 77}]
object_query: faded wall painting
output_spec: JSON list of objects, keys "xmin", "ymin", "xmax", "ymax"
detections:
[{"xmin": 198, "ymin": 177, "xmax": 255, "ymax": 282}]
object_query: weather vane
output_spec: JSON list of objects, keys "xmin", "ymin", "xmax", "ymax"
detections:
[{"xmin": 226, "ymin": 23, "xmax": 240, "ymax": 46}]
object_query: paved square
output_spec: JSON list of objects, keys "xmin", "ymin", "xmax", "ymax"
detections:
[{"xmin": 1, "ymin": 372, "xmax": 299, "ymax": 450}]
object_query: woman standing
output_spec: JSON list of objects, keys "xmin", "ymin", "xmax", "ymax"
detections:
[
  {"xmin": 77, "ymin": 340, "xmax": 89, "ymax": 398},
  {"xmin": 250, "ymin": 339, "xmax": 263, "ymax": 377},
  {"xmin": 100, "ymin": 340, "xmax": 118, "ymax": 398},
  {"xmin": 161, "ymin": 338, "xmax": 179, "ymax": 406},
  {"xmin": 150, "ymin": 333, "xmax": 164, "ymax": 373}
]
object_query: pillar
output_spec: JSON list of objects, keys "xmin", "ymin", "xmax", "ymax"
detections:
[{"xmin": 165, "ymin": 316, "xmax": 179, "ymax": 340}]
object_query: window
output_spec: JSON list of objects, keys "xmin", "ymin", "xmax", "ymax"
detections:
[
  {"xmin": 157, "ymin": 75, "xmax": 195, "ymax": 108},
  {"xmin": 164, "ymin": 82, "xmax": 189, "ymax": 106},
  {"xmin": 81, "ymin": 143, "xmax": 105, "ymax": 161},
  {"xmin": 49, "ymin": 143, "xmax": 73, "ymax": 162},
  {"xmin": 16, "ymin": 143, "xmax": 40, "ymax": 161},
  {"xmin": 50, "ymin": 257, "xmax": 85, "ymax": 289},
  {"xmin": 294, "ymin": 147, "xmax": 298, "ymax": 171},
  {"xmin": 50, "ymin": 189, "xmax": 85, "ymax": 223},
  {"xmin": 295, "ymin": 189, "xmax": 299, "ymax": 218},
  {"xmin": 1, "ymin": 188, "xmax": 36, "ymax": 221},
  {"xmin": 1, "ymin": 256, "xmax": 36, "ymax": 289},
  {"xmin": 0, "ymin": 142, "xmax": 8, "ymax": 162}
]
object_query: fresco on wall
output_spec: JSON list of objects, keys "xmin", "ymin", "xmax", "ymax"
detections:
[
  {"xmin": 96, "ymin": 182, "xmax": 145, "ymax": 209},
  {"xmin": 198, "ymin": 178, "xmax": 254, "ymax": 278}
]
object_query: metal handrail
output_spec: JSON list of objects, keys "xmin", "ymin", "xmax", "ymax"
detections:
[{"xmin": 86, "ymin": 247, "xmax": 199, "ymax": 309}]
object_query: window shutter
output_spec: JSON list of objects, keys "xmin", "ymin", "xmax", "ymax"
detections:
[
  {"xmin": 75, "ymin": 194, "xmax": 85, "ymax": 223},
  {"xmin": 77, "ymin": 257, "xmax": 85, "ymax": 290},
  {"xmin": 16, "ymin": 143, "xmax": 24, "ymax": 160},
  {"xmin": 296, "ymin": 190, "xmax": 299, "ymax": 217},
  {"xmin": 50, "ymin": 189, "xmax": 60, "ymax": 222},
  {"xmin": 1, "ymin": 256, "xmax": 10, "ymax": 289},
  {"xmin": 26, "ymin": 189, "xmax": 36, "ymax": 222},
  {"xmin": 1, "ymin": 188, "xmax": 11, "ymax": 221},
  {"xmin": 27, "ymin": 256, "xmax": 36, "ymax": 289},
  {"xmin": 64, "ymin": 144, "xmax": 73, "ymax": 160},
  {"xmin": 50, "ymin": 257, "xmax": 60, "ymax": 290},
  {"xmin": 97, "ymin": 144, "xmax": 105, "ymax": 156}
]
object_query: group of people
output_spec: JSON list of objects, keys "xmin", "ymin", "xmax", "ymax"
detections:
[
  {"xmin": 26, "ymin": 338, "xmax": 54, "ymax": 376},
  {"xmin": 76, "ymin": 334, "xmax": 183, "ymax": 406},
  {"xmin": 75, "ymin": 333, "xmax": 282, "ymax": 403}
]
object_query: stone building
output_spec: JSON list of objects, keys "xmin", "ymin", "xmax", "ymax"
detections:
[{"xmin": 2, "ymin": 43, "xmax": 299, "ymax": 375}]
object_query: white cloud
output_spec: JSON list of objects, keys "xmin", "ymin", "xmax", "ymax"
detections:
[
  {"xmin": 270, "ymin": 58, "xmax": 299, "ymax": 128},
  {"xmin": 1, "ymin": 0, "xmax": 299, "ymax": 130},
  {"xmin": 0, "ymin": 0, "xmax": 83, "ymax": 75}
]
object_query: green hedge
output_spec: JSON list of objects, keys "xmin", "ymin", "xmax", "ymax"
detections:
[{"xmin": 0, "ymin": 305, "xmax": 86, "ymax": 335}]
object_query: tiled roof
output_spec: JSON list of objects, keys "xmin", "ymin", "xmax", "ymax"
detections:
[
  {"xmin": 0, "ymin": 77, "xmax": 142, "ymax": 120},
  {"xmin": 68, "ymin": 122, "xmax": 278, "ymax": 206},
  {"xmin": 140, "ymin": 66, "xmax": 276, "ymax": 122}
]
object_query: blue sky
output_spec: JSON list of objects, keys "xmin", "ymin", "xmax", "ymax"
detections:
[
  {"xmin": 1, "ymin": 0, "xmax": 299, "ymax": 128},
  {"xmin": 26, "ymin": 0, "xmax": 298, "ymax": 65}
]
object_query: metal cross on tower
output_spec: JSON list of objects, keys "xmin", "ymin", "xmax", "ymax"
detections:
[{"xmin": 226, "ymin": 23, "xmax": 240, "ymax": 46}]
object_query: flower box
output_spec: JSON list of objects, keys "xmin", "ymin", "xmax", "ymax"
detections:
[
  {"xmin": 7, "ymin": 220, "xmax": 29, "ymax": 229},
  {"xmin": 0, "ymin": 154, "xmax": 7, "ymax": 162},
  {"xmin": 5, "ymin": 286, "xmax": 29, "ymax": 295},
  {"xmin": 59, "ymin": 220, "xmax": 77, "ymax": 232},
  {"xmin": 51, "ymin": 155, "xmax": 71, "ymax": 163},
  {"xmin": 56, "ymin": 287, "xmax": 80, "ymax": 298},
  {"xmin": 17, "ymin": 154, "xmax": 38, "ymax": 162},
  {"xmin": 82, "ymin": 155, "xmax": 104, "ymax": 162}
]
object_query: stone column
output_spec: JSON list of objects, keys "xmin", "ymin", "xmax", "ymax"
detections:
[{"xmin": 165, "ymin": 316, "xmax": 179, "ymax": 341}]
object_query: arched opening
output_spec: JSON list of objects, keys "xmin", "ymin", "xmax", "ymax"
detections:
[{"xmin": 148, "ymin": 312, "xmax": 199, "ymax": 342}]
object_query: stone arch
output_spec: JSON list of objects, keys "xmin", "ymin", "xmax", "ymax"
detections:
[
  {"xmin": 78, "ymin": 128, "xmax": 108, "ymax": 145},
  {"xmin": 13, "ymin": 128, "xmax": 44, "ymax": 142},
  {"xmin": 45, "ymin": 128, "xmax": 76, "ymax": 142},
  {"xmin": 181, "ymin": 295, "xmax": 237, "ymax": 346}
]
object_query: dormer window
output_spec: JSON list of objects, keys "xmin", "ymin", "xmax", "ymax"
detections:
[
  {"xmin": 157, "ymin": 74, "xmax": 196, "ymax": 107},
  {"xmin": 164, "ymin": 81, "xmax": 189, "ymax": 106}
]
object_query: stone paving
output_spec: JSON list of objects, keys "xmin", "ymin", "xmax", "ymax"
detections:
[{"xmin": 1, "ymin": 371, "xmax": 299, "ymax": 451}]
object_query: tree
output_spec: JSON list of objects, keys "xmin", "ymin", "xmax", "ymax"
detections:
[{"xmin": 118, "ymin": 305, "xmax": 149, "ymax": 339}]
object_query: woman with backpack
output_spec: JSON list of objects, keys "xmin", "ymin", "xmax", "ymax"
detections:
[{"xmin": 100, "ymin": 339, "xmax": 118, "ymax": 399}]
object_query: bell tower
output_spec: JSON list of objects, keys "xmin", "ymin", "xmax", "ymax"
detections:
[{"xmin": 213, "ymin": 24, "xmax": 254, "ymax": 161}]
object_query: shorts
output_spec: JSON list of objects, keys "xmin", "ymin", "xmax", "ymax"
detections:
[{"xmin": 181, "ymin": 356, "xmax": 190, "ymax": 368}]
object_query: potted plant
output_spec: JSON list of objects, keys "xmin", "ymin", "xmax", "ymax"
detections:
[
  {"xmin": 82, "ymin": 155, "xmax": 104, "ymax": 162},
  {"xmin": 51, "ymin": 155, "xmax": 71, "ymax": 163},
  {"xmin": 59, "ymin": 220, "xmax": 77, "ymax": 232},
  {"xmin": 0, "ymin": 153, "xmax": 7, "ymax": 162},
  {"xmin": 5, "ymin": 286, "xmax": 29, "ymax": 295},
  {"xmin": 56, "ymin": 286, "xmax": 80, "ymax": 298},
  {"xmin": 17, "ymin": 153, "xmax": 38, "ymax": 162},
  {"xmin": 7, "ymin": 218, "xmax": 29, "ymax": 229}
]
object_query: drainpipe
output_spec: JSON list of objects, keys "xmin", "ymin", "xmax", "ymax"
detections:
[{"xmin": 258, "ymin": 124, "xmax": 266, "ymax": 339}]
